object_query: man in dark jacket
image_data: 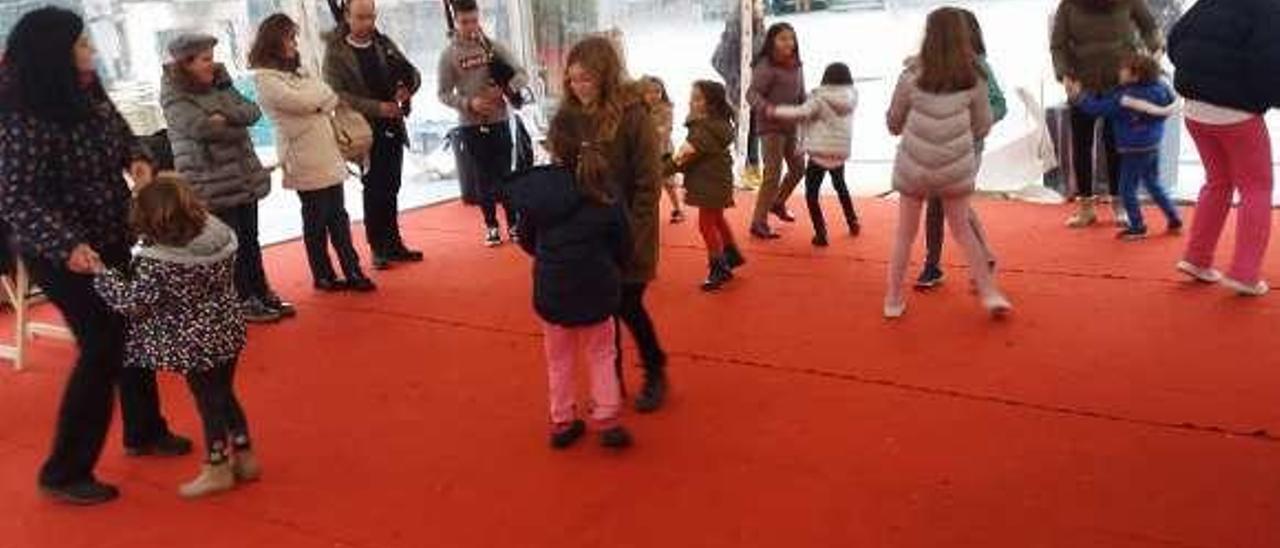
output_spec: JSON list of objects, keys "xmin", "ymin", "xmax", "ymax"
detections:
[{"xmin": 323, "ymin": 0, "xmax": 423, "ymax": 270}]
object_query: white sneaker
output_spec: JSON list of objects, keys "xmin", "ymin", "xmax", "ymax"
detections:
[
  {"xmin": 982, "ymin": 293, "xmax": 1013, "ymax": 318},
  {"xmin": 1221, "ymin": 277, "xmax": 1270, "ymax": 297},
  {"xmin": 1176, "ymin": 261, "xmax": 1223, "ymax": 283},
  {"xmin": 883, "ymin": 298, "xmax": 907, "ymax": 319}
]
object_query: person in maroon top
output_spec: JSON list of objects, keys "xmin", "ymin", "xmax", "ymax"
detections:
[{"xmin": 747, "ymin": 23, "xmax": 806, "ymax": 239}]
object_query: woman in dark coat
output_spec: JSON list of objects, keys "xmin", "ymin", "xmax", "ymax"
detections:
[
  {"xmin": 0, "ymin": 7, "xmax": 190, "ymax": 506},
  {"xmin": 161, "ymin": 33, "xmax": 292, "ymax": 323}
]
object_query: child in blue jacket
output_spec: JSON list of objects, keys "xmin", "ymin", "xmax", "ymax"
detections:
[{"xmin": 1068, "ymin": 54, "xmax": 1183, "ymax": 240}]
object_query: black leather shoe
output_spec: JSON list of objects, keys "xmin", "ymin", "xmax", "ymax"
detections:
[
  {"xmin": 390, "ymin": 247, "xmax": 425, "ymax": 263},
  {"xmin": 770, "ymin": 204, "xmax": 797, "ymax": 223},
  {"xmin": 126, "ymin": 433, "xmax": 192, "ymax": 457},
  {"xmin": 634, "ymin": 374, "xmax": 668, "ymax": 413},
  {"xmin": 262, "ymin": 292, "xmax": 297, "ymax": 318},
  {"xmin": 600, "ymin": 426, "xmax": 633, "ymax": 449},
  {"xmin": 40, "ymin": 479, "xmax": 119, "ymax": 506},
  {"xmin": 372, "ymin": 255, "xmax": 393, "ymax": 270},
  {"xmin": 549, "ymin": 420, "xmax": 586, "ymax": 450},
  {"xmin": 749, "ymin": 223, "xmax": 781, "ymax": 240},
  {"xmin": 314, "ymin": 277, "xmax": 347, "ymax": 292},
  {"xmin": 346, "ymin": 276, "xmax": 377, "ymax": 292}
]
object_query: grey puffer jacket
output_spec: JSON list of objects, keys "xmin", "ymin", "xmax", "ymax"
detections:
[
  {"xmin": 886, "ymin": 66, "xmax": 993, "ymax": 199},
  {"xmin": 161, "ymin": 63, "xmax": 271, "ymax": 211}
]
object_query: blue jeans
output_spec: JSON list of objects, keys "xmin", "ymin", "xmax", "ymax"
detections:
[{"xmin": 1119, "ymin": 150, "xmax": 1180, "ymax": 232}]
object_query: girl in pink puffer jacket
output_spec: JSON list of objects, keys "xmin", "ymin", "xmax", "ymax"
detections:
[{"xmin": 883, "ymin": 7, "xmax": 1012, "ymax": 319}]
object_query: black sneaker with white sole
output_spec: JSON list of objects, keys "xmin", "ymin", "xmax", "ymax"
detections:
[{"xmin": 915, "ymin": 265, "xmax": 945, "ymax": 289}]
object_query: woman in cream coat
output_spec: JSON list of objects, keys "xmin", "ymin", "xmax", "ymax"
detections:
[{"xmin": 249, "ymin": 13, "xmax": 374, "ymax": 292}]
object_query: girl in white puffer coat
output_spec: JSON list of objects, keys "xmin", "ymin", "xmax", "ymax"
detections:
[{"xmin": 769, "ymin": 62, "xmax": 859, "ymax": 247}]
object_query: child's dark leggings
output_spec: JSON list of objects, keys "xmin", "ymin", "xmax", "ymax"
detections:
[
  {"xmin": 803, "ymin": 161, "xmax": 858, "ymax": 237},
  {"xmin": 184, "ymin": 356, "xmax": 251, "ymax": 464}
]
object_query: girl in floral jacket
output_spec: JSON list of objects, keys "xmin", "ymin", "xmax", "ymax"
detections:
[{"xmin": 94, "ymin": 175, "xmax": 258, "ymax": 499}]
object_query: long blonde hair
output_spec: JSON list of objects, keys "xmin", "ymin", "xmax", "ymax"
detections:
[{"xmin": 558, "ymin": 35, "xmax": 640, "ymax": 143}]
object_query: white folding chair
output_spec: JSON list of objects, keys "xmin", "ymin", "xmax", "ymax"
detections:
[{"xmin": 1, "ymin": 259, "xmax": 74, "ymax": 371}]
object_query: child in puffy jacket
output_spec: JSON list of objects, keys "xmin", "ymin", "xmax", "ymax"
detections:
[
  {"xmin": 770, "ymin": 62, "xmax": 859, "ymax": 247},
  {"xmin": 1067, "ymin": 53, "xmax": 1182, "ymax": 240}
]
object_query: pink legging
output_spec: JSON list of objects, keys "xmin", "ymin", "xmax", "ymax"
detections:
[
  {"xmin": 888, "ymin": 193, "xmax": 998, "ymax": 305},
  {"xmin": 1182, "ymin": 117, "xmax": 1274, "ymax": 284},
  {"xmin": 542, "ymin": 319, "xmax": 620, "ymax": 429}
]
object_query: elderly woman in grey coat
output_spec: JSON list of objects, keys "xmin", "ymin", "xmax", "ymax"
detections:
[{"xmin": 162, "ymin": 33, "xmax": 293, "ymax": 323}]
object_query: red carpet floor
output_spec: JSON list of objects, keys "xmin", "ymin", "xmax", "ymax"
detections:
[{"xmin": 2, "ymin": 195, "xmax": 1279, "ymax": 547}]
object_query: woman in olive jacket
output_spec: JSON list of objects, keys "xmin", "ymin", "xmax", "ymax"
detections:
[{"xmin": 1051, "ymin": 0, "xmax": 1163, "ymax": 228}]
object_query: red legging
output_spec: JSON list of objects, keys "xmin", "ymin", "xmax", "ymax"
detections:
[{"xmin": 698, "ymin": 208, "xmax": 738, "ymax": 255}]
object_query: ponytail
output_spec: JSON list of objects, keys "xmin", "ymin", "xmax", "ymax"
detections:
[
  {"xmin": 548, "ymin": 108, "xmax": 615, "ymax": 206},
  {"xmin": 575, "ymin": 141, "xmax": 614, "ymax": 206}
]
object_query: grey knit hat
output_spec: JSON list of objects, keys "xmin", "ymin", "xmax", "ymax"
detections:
[{"xmin": 167, "ymin": 33, "xmax": 218, "ymax": 61}]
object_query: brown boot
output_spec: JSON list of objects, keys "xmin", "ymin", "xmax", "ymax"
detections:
[
  {"xmin": 233, "ymin": 450, "xmax": 262, "ymax": 483},
  {"xmin": 178, "ymin": 461, "xmax": 235, "ymax": 499},
  {"xmin": 1065, "ymin": 197, "xmax": 1098, "ymax": 228}
]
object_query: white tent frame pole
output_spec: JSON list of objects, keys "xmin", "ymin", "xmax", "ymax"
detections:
[{"xmin": 735, "ymin": 0, "xmax": 754, "ymax": 169}]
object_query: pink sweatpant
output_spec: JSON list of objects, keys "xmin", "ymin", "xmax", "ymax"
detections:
[
  {"xmin": 1183, "ymin": 118, "xmax": 1275, "ymax": 285},
  {"xmin": 541, "ymin": 319, "xmax": 621, "ymax": 429}
]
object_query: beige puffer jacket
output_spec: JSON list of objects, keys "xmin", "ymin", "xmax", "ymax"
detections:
[
  {"xmin": 886, "ymin": 65, "xmax": 992, "ymax": 199},
  {"xmin": 253, "ymin": 68, "xmax": 348, "ymax": 191}
]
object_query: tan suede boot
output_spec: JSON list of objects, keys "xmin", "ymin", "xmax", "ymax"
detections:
[
  {"xmin": 1065, "ymin": 197, "xmax": 1098, "ymax": 228},
  {"xmin": 233, "ymin": 450, "xmax": 262, "ymax": 483},
  {"xmin": 179, "ymin": 461, "xmax": 235, "ymax": 499}
]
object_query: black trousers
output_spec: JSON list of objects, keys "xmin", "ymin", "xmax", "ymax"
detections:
[
  {"xmin": 1070, "ymin": 104, "xmax": 1120, "ymax": 198},
  {"xmin": 26, "ymin": 254, "xmax": 172, "ymax": 487},
  {"xmin": 362, "ymin": 133, "xmax": 406, "ymax": 256},
  {"xmin": 298, "ymin": 185, "xmax": 363, "ymax": 282},
  {"xmin": 803, "ymin": 161, "xmax": 858, "ymax": 237},
  {"xmin": 614, "ymin": 282, "xmax": 667, "ymax": 378},
  {"xmin": 460, "ymin": 123, "xmax": 517, "ymax": 229},
  {"xmin": 213, "ymin": 203, "xmax": 269, "ymax": 301},
  {"xmin": 746, "ymin": 112, "xmax": 760, "ymax": 166},
  {"xmin": 185, "ymin": 357, "xmax": 250, "ymax": 463}
]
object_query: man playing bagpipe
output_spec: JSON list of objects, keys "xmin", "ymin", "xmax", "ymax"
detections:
[{"xmin": 437, "ymin": 0, "xmax": 531, "ymax": 248}]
